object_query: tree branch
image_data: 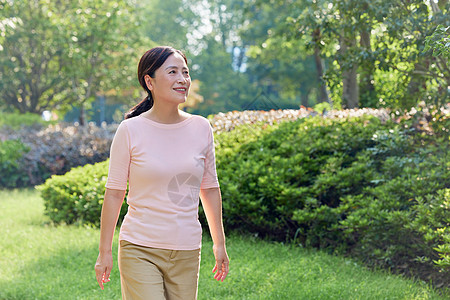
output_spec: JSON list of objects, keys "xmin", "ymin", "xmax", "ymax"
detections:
[{"xmin": 435, "ymin": 57, "xmax": 450, "ymax": 76}]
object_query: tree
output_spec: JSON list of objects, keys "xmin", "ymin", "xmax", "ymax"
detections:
[
  {"xmin": 181, "ymin": 0, "xmax": 261, "ymax": 114},
  {"xmin": 367, "ymin": 0, "xmax": 449, "ymax": 108},
  {"xmin": 243, "ymin": 0, "xmax": 449, "ymax": 110},
  {"xmin": 0, "ymin": 0, "xmax": 144, "ymax": 121},
  {"xmin": 189, "ymin": 35, "xmax": 257, "ymax": 115},
  {"xmin": 243, "ymin": 0, "xmax": 340, "ymax": 107},
  {"xmin": 0, "ymin": 0, "xmax": 67, "ymax": 114},
  {"xmin": 61, "ymin": 0, "xmax": 144, "ymax": 124},
  {"xmin": 422, "ymin": 6, "xmax": 450, "ymax": 104},
  {"xmin": 140, "ymin": 0, "xmax": 195, "ymax": 51}
]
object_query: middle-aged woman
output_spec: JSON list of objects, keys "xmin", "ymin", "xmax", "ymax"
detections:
[{"xmin": 94, "ymin": 46, "xmax": 229, "ymax": 300}]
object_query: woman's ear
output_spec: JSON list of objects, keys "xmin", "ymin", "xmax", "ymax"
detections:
[{"xmin": 144, "ymin": 74, "xmax": 153, "ymax": 91}]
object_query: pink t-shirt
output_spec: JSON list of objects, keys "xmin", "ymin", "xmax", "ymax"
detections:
[{"xmin": 105, "ymin": 114, "xmax": 220, "ymax": 250}]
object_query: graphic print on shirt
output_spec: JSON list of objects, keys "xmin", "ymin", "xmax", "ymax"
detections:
[{"xmin": 167, "ymin": 173, "xmax": 201, "ymax": 207}]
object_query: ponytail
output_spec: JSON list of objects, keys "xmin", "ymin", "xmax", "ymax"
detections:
[{"xmin": 124, "ymin": 94, "xmax": 154, "ymax": 119}]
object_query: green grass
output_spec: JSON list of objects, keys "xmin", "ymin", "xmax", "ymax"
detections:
[{"xmin": 0, "ymin": 189, "xmax": 448, "ymax": 300}]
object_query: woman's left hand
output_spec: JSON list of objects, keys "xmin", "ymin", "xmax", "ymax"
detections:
[{"xmin": 212, "ymin": 244, "xmax": 229, "ymax": 282}]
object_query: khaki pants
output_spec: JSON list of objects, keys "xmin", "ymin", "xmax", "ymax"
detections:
[{"xmin": 118, "ymin": 240, "xmax": 201, "ymax": 300}]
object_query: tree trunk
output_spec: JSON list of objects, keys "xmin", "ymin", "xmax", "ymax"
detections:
[
  {"xmin": 312, "ymin": 29, "xmax": 332, "ymax": 104},
  {"xmin": 430, "ymin": 0, "xmax": 441, "ymax": 14},
  {"xmin": 79, "ymin": 103, "xmax": 86, "ymax": 126},
  {"xmin": 218, "ymin": 6, "xmax": 227, "ymax": 49},
  {"xmin": 359, "ymin": 29, "xmax": 376, "ymax": 107},
  {"xmin": 406, "ymin": 61, "xmax": 429, "ymax": 106},
  {"xmin": 343, "ymin": 67, "xmax": 359, "ymax": 109},
  {"xmin": 235, "ymin": 45, "xmax": 246, "ymax": 72},
  {"xmin": 301, "ymin": 90, "xmax": 309, "ymax": 107},
  {"xmin": 340, "ymin": 33, "xmax": 359, "ymax": 109}
]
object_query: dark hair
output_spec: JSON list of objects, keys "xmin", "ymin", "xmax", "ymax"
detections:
[{"xmin": 124, "ymin": 46, "xmax": 188, "ymax": 119}]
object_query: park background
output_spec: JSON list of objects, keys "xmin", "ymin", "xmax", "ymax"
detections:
[{"xmin": 0, "ymin": 0, "xmax": 449, "ymax": 299}]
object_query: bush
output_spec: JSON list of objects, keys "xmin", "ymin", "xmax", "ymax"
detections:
[
  {"xmin": 0, "ymin": 139, "xmax": 30, "ymax": 187},
  {"xmin": 38, "ymin": 108, "xmax": 449, "ymax": 285},
  {"xmin": 213, "ymin": 115, "xmax": 449, "ymax": 285},
  {"xmin": 1, "ymin": 108, "xmax": 392, "ymax": 188},
  {"xmin": 0, "ymin": 122, "xmax": 117, "ymax": 187},
  {"xmin": 37, "ymin": 160, "xmax": 128, "ymax": 226},
  {"xmin": 216, "ymin": 116, "xmax": 386, "ymax": 243},
  {"xmin": 0, "ymin": 111, "xmax": 50, "ymax": 130},
  {"xmin": 408, "ymin": 189, "xmax": 450, "ymax": 271}
]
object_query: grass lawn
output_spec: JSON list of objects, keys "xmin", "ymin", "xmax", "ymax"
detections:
[{"xmin": 0, "ymin": 188, "xmax": 448, "ymax": 300}]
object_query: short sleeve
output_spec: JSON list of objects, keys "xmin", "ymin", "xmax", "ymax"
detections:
[
  {"xmin": 200, "ymin": 124, "xmax": 220, "ymax": 189},
  {"xmin": 105, "ymin": 122, "xmax": 131, "ymax": 190}
]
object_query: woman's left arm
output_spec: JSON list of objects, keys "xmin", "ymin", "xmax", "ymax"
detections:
[{"xmin": 200, "ymin": 187, "xmax": 229, "ymax": 282}]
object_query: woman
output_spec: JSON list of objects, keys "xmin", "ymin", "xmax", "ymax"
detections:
[{"xmin": 94, "ymin": 46, "xmax": 229, "ymax": 300}]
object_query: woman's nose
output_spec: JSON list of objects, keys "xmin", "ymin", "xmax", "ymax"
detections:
[{"xmin": 177, "ymin": 74, "xmax": 187, "ymax": 84}]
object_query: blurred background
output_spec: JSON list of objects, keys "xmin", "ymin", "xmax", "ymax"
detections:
[{"xmin": 0, "ymin": 0, "xmax": 448, "ymax": 125}]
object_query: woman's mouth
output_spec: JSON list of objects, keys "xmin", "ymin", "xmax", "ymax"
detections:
[{"xmin": 173, "ymin": 87, "xmax": 187, "ymax": 93}]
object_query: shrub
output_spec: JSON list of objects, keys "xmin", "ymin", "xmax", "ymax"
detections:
[
  {"xmin": 1, "ymin": 108, "xmax": 392, "ymax": 188},
  {"xmin": 408, "ymin": 189, "xmax": 450, "ymax": 271},
  {"xmin": 0, "ymin": 111, "xmax": 50, "ymax": 130},
  {"xmin": 0, "ymin": 122, "xmax": 117, "ymax": 187},
  {"xmin": 216, "ymin": 116, "xmax": 386, "ymax": 243},
  {"xmin": 213, "ymin": 115, "xmax": 449, "ymax": 285},
  {"xmin": 37, "ymin": 160, "xmax": 128, "ymax": 226},
  {"xmin": 0, "ymin": 139, "xmax": 30, "ymax": 187},
  {"xmin": 38, "ymin": 109, "xmax": 450, "ymax": 285}
]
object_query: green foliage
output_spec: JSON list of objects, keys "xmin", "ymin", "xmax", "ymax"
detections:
[
  {"xmin": 139, "ymin": 0, "xmax": 193, "ymax": 50},
  {"xmin": 408, "ymin": 189, "xmax": 450, "ymax": 270},
  {"xmin": 0, "ymin": 139, "xmax": 30, "ymax": 188},
  {"xmin": 0, "ymin": 0, "xmax": 144, "ymax": 115},
  {"xmin": 37, "ymin": 160, "xmax": 127, "ymax": 226},
  {"xmin": 243, "ymin": 0, "xmax": 329, "ymax": 107},
  {"xmin": 189, "ymin": 36, "xmax": 261, "ymax": 116},
  {"xmin": 1, "ymin": 0, "xmax": 448, "ymax": 119},
  {"xmin": 0, "ymin": 111, "xmax": 50, "ymax": 129},
  {"xmin": 216, "ymin": 116, "xmax": 384, "ymax": 243},
  {"xmin": 37, "ymin": 112, "xmax": 450, "ymax": 283},
  {"xmin": 313, "ymin": 102, "xmax": 332, "ymax": 114},
  {"xmin": 243, "ymin": 0, "xmax": 450, "ymax": 110},
  {"xmin": 214, "ymin": 115, "xmax": 450, "ymax": 282},
  {"xmin": 424, "ymin": 25, "xmax": 450, "ymax": 61}
]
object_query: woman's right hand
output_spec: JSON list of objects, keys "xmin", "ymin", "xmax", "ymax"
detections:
[
  {"xmin": 212, "ymin": 244, "xmax": 229, "ymax": 282},
  {"xmin": 94, "ymin": 251, "xmax": 113, "ymax": 290},
  {"xmin": 95, "ymin": 189, "xmax": 126, "ymax": 290}
]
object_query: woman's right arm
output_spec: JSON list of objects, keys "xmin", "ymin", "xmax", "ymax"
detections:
[{"xmin": 94, "ymin": 188, "xmax": 126, "ymax": 290}]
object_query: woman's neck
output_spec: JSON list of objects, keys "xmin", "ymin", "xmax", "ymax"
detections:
[{"xmin": 141, "ymin": 104, "xmax": 189, "ymax": 124}]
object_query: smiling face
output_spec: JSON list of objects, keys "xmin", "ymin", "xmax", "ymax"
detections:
[{"xmin": 144, "ymin": 52, "xmax": 191, "ymax": 106}]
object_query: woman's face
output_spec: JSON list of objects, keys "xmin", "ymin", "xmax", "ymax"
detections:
[{"xmin": 145, "ymin": 52, "xmax": 191, "ymax": 106}]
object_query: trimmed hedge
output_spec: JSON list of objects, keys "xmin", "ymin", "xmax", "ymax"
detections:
[
  {"xmin": 37, "ymin": 160, "xmax": 128, "ymax": 227},
  {"xmin": 1, "ymin": 108, "xmax": 390, "ymax": 188},
  {"xmin": 213, "ymin": 115, "xmax": 449, "ymax": 284},
  {"xmin": 38, "ymin": 112, "xmax": 450, "ymax": 285},
  {"xmin": 0, "ymin": 139, "xmax": 30, "ymax": 187}
]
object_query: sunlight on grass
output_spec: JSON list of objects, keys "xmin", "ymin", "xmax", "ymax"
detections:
[
  {"xmin": 199, "ymin": 235, "xmax": 448, "ymax": 300},
  {"xmin": 0, "ymin": 189, "xmax": 120, "ymax": 299},
  {"xmin": 0, "ymin": 189, "xmax": 447, "ymax": 299}
]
